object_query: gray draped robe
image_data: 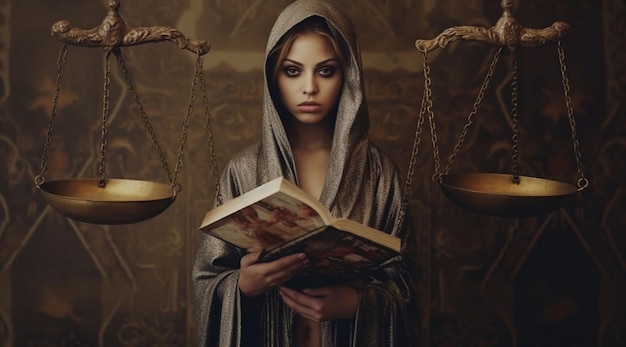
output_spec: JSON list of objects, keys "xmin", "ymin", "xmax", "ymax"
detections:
[{"xmin": 193, "ymin": 0, "xmax": 420, "ymax": 345}]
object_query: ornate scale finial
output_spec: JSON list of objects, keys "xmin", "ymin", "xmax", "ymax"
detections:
[
  {"xmin": 415, "ymin": 0, "xmax": 572, "ymax": 52},
  {"xmin": 51, "ymin": 0, "xmax": 210, "ymax": 55}
]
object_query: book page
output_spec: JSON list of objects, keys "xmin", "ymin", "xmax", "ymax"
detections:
[{"xmin": 208, "ymin": 191, "xmax": 328, "ymax": 251}]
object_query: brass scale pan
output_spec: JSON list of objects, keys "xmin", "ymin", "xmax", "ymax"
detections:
[
  {"xmin": 40, "ymin": 179, "xmax": 174, "ymax": 225},
  {"xmin": 439, "ymin": 173, "xmax": 581, "ymax": 218},
  {"xmin": 37, "ymin": 0, "xmax": 211, "ymax": 224}
]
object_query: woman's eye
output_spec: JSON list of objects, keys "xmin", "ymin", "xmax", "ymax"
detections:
[
  {"xmin": 284, "ymin": 67, "xmax": 300, "ymax": 76},
  {"xmin": 318, "ymin": 67, "xmax": 336, "ymax": 77}
]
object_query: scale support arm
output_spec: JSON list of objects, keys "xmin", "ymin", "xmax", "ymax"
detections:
[
  {"xmin": 415, "ymin": 0, "xmax": 572, "ymax": 52},
  {"xmin": 50, "ymin": 0, "xmax": 210, "ymax": 55}
]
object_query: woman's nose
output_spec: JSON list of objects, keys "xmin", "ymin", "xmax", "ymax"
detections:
[{"xmin": 302, "ymin": 73, "xmax": 318, "ymax": 95}]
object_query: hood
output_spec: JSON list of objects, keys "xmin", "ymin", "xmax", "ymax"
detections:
[{"xmin": 260, "ymin": 0, "xmax": 370, "ymax": 207}]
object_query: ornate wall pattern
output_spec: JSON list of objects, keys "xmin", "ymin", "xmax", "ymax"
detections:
[{"xmin": 0, "ymin": 0, "xmax": 623, "ymax": 346}]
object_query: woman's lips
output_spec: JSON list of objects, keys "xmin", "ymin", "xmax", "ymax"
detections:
[{"xmin": 298, "ymin": 102, "xmax": 321, "ymax": 112}]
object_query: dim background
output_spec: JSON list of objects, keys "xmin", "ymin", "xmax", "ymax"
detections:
[{"xmin": 0, "ymin": 0, "xmax": 624, "ymax": 346}]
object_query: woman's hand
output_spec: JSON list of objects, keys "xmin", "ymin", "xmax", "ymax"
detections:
[
  {"xmin": 239, "ymin": 251, "xmax": 309, "ymax": 297},
  {"xmin": 278, "ymin": 285, "xmax": 358, "ymax": 322}
]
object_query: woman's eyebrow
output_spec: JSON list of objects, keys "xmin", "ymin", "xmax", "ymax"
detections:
[
  {"xmin": 316, "ymin": 58, "xmax": 339, "ymax": 67},
  {"xmin": 282, "ymin": 58, "xmax": 303, "ymax": 66},
  {"xmin": 282, "ymin": 58, "xmax": 339, "ymax": 67}
]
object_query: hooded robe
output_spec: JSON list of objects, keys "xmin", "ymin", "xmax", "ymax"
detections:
[{"xmin": 193, "ymin": 0, "xmax": 420, "ymax": 346}]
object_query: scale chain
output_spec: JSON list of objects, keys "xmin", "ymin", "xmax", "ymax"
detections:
[
  {"xmin": 557, "ymin": 41, "xmax": 588, "ymax": 189},
  {"xmin": 35, "ymin": 44, "xmax": 68, "ymax": 187},
  {"xmin": 197, "ymin": 57, "xmax": 223, "ymax": 205},
  {"xmin": 445, "ymin": 47, "xmax": 503, "ymax": 175},
  {"xmin": 421, "ymin": 51, "xmax": 443, "ymax": 184},
  {"xmin": 510, "ymin": 49, "xmax": 521, "ymax": 184},
  {"xmin": 98, "ymin": 52, "xmax": 112, "ymax": 187},
  {"xmin": 397, "ymin": 86, "xmax": 427, "ymax": 233},
  {"xmin": 169, "ymin": 55, "xmax": 204, "ymax": 195},
  {"xmin": 114, "ymin": 50, "xmax": 174, "ymax": 185}
]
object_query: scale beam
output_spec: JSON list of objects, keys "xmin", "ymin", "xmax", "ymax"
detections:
[
  {"xmin": 51, "ymin": 0, "xmax": 210, "ymax": 55},
  {"xmin": 415, "ymin": 0, "xmax": 572, "ymax": 52}
]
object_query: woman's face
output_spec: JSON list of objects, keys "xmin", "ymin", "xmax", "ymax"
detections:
[{"xmin": 277, "ymin": 32, "xmax": 343, "ymax": 125}]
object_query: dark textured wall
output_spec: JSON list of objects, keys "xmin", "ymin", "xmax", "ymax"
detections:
[{"xmin": 0, "ymin": 0, "xmax": 624, "ymax": 346}]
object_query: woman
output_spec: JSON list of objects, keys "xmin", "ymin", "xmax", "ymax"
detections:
[{"xmin": 193, "ymin": 1, "xmax": 420, "ymax": 346}]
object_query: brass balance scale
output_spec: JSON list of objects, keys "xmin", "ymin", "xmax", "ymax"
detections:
[
  {"xmin": 34, "ymin": 0, "xmax": 219, "ymax": 224},
  {"xmin": 403, "ymin": 0, "xmax": 588, "ymax": 218}
]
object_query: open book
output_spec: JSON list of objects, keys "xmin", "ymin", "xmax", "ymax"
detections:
[{"xmin": 198, "ymin": 177, "xmax": 402, "ymax": 288}]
